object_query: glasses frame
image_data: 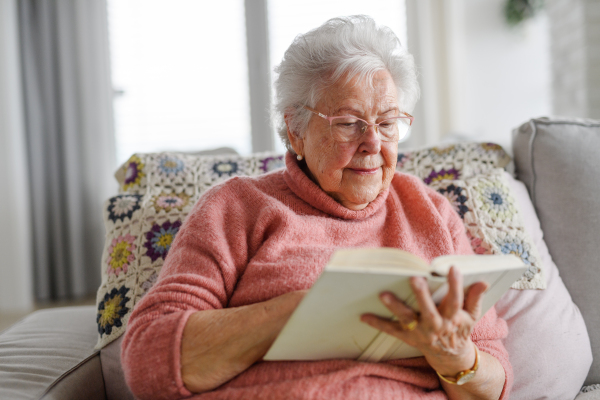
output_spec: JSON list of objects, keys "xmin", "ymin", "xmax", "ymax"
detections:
[{"xmin": 303, "ymin": 105, "xmax": 414, "ymax": 142}]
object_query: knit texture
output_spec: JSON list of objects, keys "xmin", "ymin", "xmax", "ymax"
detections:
[{"xmin": 121, "ymin": 152, "xmax": 513, "ymax": 400}]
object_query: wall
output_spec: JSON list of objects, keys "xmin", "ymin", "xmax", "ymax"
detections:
[
  {"xmin": 461, "ymin": 0, "xmax": 551, "ymax": 151},
  {"xmin": 405, "ymin": 0, "xmax": 552, "ymax": 152},
  {"xmin": 547, "ymin": 0, "xmax": 600, "ymax": 119}
]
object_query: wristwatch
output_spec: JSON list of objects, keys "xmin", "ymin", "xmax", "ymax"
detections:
[{"xmin": 436, "ymin": 344, "xmax": 479, "ymax": 385}]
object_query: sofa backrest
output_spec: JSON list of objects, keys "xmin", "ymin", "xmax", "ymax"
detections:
[{"xmin": 513, "ymin": 117, "xmax": 600, "ymax": 386}]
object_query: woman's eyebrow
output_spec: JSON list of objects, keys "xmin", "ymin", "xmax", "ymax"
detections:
[
  {"xmin": 333, "ymin": 106, "xmax": 363, "ymax": 116},
  {"xmin": 380, "ymin": 106, "xmax": 400, "ymax": 115},
  {"xmin": 333, "ymin": 106, "xmax": 399, "ymax": 116}
]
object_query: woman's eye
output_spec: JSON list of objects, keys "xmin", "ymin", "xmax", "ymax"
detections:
[
  {"xmin": 334, "ymin": 120, "xmax": 358, "ymax": 128},
  {"xmin": 380, "ymin": 120, "xmax": 398, "ymax": 129}
]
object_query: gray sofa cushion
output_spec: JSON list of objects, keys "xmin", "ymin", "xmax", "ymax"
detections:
[
  {"xmin": 0, "ymin": 306, "xmax": 105, "ymax": 400},
  {"xmin": 41, "ymin": 353, "xmax": 104, "ymax": 400},
  {"xmin": 513, "ymin": 117, "xmax": 600, "ymax": 386},
  {"xmin": 100, "ymin": 335, "xmax": 134, "ymax": 400}
]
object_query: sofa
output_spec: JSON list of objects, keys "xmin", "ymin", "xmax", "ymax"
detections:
[{"xmin": 1, "ymin": 116, "xmax": 599, "ymax": 400}]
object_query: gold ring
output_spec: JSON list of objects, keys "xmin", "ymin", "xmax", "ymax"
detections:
[{"xmin": 401, "ymin": 319, "xmax": 418, "ymax": 331}]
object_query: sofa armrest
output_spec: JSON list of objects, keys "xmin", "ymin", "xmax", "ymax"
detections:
[{"xmin": 0, "ymin": 306, "xmax": 106, "ymax": 400}]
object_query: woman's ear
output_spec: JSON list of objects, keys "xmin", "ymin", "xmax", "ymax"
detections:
[{"xmin": 285, "ymin": 114, "xmax": 304, "ymax": 157}]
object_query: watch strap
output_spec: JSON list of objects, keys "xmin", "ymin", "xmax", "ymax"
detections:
[{"xmin": 436, "ymin": 344, "xmax": 479, "ymax": 385}]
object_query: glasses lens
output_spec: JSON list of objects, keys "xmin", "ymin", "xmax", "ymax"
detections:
[
  {"xmin": 380, "ymin": 117, "xmax": 412, "ymax": 142},
  {"xmin": 395, "ymin": 117, "xmax": 411, "ymax": 141},
  {"xmin": 330, "ymin": 117, "xmax": 363, "ymax": 142},
  {"xmin": 329, "ymin": 116, "xmax": 411, "ymax": 142},
  {"xmin": 378, "ymin": 119, "xmax": 399, "ymax": 141}
]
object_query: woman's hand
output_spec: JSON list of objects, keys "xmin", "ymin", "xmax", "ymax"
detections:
[
  {"xmin": 361, "ymin": 266, "xmax": 486, "ymax": 373},
  {"xmin": 181, "ymin": 290, "xmax": 307, "ymax": 394},
  {"xmin": 360, "ymin": 266, "xmax": 505, "ymax": 400}
]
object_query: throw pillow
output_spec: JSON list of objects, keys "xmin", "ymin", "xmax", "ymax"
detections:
[
  {"xmin": 495, "ymin": 172, "xmax": 592, "ymax": 400},
  {"xmin": 396, "ymin": 141, "xmax": 512, "ymax": 182},
  {"xmin": 427, "ymin": 169, "xmax": 544, "ymax": 290}
]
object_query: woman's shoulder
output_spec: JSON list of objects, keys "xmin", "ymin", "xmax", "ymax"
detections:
[
  {"xmin": 391, "ymin": 170, "xmax": 423, "ymax": 185},
  {"xmin": 193, "ymin": 169, "xmax": 289, "ymax": 211},
  {"xmin": 391, "ymin": 171, "xmax": 434, "ymax": 195},
  {"xmin": 390, "ymin": 171, "xmax": 452, "ymax": 209},
  {"xmin": 390, "ymin": 171, "xmax": 467, "ymax": 246}
]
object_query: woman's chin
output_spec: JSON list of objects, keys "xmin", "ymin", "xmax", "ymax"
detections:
[{"xmin": 335, "ymin": 189, "xmax": 382, "ymax": 210}]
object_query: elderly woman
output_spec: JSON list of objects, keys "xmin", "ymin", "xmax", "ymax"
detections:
[{"xmin": 122, "ymin": 16, "xmax": 511, "ymax": 400}]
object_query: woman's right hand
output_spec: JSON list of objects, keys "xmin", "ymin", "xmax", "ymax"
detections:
[{"xmin": 181, "ymin": 290, "xmax": 307, "ymax": 393}]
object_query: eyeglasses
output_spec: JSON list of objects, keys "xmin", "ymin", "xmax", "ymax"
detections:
[{"xmin": 303, "ymin": 106, "xmax": 413, "ymax": 143}]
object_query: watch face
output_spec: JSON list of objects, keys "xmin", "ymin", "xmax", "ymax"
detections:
[{"xmin": 456, "ymin": 371, "xmax": 476, "ymax": 385}]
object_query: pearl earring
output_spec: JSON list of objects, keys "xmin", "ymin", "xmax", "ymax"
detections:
[{"xmin": 297, "ymin": 154, "xmax": 303, "ymax": 161}]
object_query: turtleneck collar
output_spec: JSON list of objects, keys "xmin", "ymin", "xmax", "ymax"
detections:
[{"xmin": 282, "ymin": 152, "xmax": 390, "ymax": 220}]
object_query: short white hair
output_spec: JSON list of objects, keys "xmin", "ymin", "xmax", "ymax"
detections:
[{"xmin": 272, "ymin": 15, "xmax": 420, "ymax": 152}]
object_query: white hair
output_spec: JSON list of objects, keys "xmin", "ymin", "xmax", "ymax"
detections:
[{"xmin": 272, "ymin": 15, "xmax": 420, "ymax": 152}]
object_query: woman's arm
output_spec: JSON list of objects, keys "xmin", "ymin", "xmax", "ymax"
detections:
[
  {"xmin": 180, "ymin": 290, "xmax": 306, "ymax": 393},
  {"xmin": 361, "ymin": 267, "xmax": 506, "ymax": 400},
  {"xmin": 440, "ymin": 349, "xmax": 505, "ymax": 400}
]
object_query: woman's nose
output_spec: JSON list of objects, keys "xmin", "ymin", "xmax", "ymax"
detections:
[{"xmin": 358, "ymin": 124, "xmax": 381, "ymax": 154}]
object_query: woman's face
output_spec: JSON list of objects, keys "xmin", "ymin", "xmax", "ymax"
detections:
[{"xmin": 288, "ymin": 69, "xmax": 400, "ymax": 211}]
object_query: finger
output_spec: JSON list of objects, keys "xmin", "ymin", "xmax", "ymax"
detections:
[
  {"xmin": 410, "ymin": 277, "xmax": 442, "ymax": 330},
  {"xmin": 464, "ymin": 281, "xmax": 489, "ymax": 321},
  {"xmin": 360, "ymin": 313, "xmax": 406, "ymax": 337},
  {"xmin": 380, "ymin": 292, "xmax": 418, "ymax": 327},
  {"xmin": 440, "ymin": 266, "xmax": 464, "ymax": 319}
]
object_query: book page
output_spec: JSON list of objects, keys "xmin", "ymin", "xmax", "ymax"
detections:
[
  {"xmin": 430, "ymin": 254, "xmax": 525, "ymax": 275},
  {"xmin": 327, "ymin": 248, "xmax": 430, "ymax": 274}
]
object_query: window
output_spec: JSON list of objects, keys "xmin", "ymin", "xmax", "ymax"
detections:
[
  {"xmin": 108, "ymin": 0, "xmax": 251, "ymax": 165},
  {"xmin": 108, "ymin": 1, "xmax": 407, "ymax": 164}
]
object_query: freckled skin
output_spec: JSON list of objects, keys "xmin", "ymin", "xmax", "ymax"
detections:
[{"xmin": 287, "ymin": 70, "xmax": 400, "ymax": 211}]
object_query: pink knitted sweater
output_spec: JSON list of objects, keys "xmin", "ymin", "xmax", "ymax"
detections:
[{"xmin": 121, "ymin": 152, "xmax": 513, "ymax": 400}]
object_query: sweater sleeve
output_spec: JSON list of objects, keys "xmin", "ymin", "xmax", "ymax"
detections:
[{"xmin": 121, "ymin": 179, "xmax": 257, "ymax": 400}]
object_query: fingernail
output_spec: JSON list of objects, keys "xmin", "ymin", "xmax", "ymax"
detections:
[
  {"xmin": 382, "ymin": 294, "xmax": 392, "ymax": 305},
  {"xmin": 412, "ymin": 278, "xmax": 424, "ymax": 288}
]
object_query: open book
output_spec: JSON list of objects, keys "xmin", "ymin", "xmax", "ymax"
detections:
[{"xmin": 264, "ymin": 248, "xmax": 527, "ymax": 362}]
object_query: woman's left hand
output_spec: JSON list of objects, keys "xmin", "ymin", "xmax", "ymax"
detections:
[{"xmin": 360, "ymin": 266, "xmax": 489, "ymax": 377}]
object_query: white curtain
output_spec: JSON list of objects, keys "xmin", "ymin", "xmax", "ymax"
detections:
[{"xmin": 18, "ymin": 0, "xmax": 116, "ymax": 301}]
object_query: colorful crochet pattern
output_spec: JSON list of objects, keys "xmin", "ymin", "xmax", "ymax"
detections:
[
  {"xmin": 96, "ymin": 152, "xmax": 286, "ymax": 349},
  {"xmin": 428, "ymin": 170, "xmax": 544, "ymax": 290},
  {"xmin": 95, "ymin": 143, "xmax": 539, "ymax": 350}
]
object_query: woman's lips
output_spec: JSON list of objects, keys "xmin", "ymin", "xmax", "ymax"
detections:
[{"xmin": 349, "ymin": 167, "xmax": 379, "ymax": 175}]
